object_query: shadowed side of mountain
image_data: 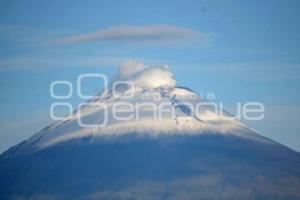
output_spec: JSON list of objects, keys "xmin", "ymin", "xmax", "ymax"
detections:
[{"xmin": 0, "ymin": 134, "xmax": 300, "ymax": 200}]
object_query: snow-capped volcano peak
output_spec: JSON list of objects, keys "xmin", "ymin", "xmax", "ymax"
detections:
[
  {"xmin": 3, "ymin": 60, "xmax": 298, "ymax": 200},
  {"xmin": 25, "ymin": 60, "xmax": 271, "ymax": 149}
]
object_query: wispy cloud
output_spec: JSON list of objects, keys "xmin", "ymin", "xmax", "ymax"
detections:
[
  {"xmin": 0, "ymin": 56, "xmax": 123, "ymax": 70},
  {"xmin": 213, "ymin": 63, "xmax": 300, "ymax": 81},
  {"xmin": 0, "ymin": 55, "xmax": 165, "ymax": 70},
  {"xmin": 176, "ymin": 63, "xmax": 300, "ymax": 82},
  {"xmin": 48, "ymin": 25, "xmax": 210, "ymax": 45},
  {"xmin": 0, "ymin": 25, "xmax": 71, "ymax": 47}
]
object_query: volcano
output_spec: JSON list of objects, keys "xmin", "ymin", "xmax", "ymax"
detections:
[{"xmin": 1, "ymin": 61, "xmax": 300, "ymax": 200}]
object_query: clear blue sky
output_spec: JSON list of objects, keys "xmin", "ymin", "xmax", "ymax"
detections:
[{"xmin": 0, "ymin": 0, "xmax": 300, "ymax": 153}]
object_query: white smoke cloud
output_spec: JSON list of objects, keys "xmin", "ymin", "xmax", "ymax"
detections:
[
  {"xmin": 133, "ymin": 67, "xmax": 176, "ymax": 88},
  {"xmin": 115, "ymin": 60, "xmax": 177, "ymax": 88},
  {"xmin": 118, "ymin": 59, "xmax": 148, "ymax": 79}
]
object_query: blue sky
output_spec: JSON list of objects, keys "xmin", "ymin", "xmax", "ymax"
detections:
[{"xmin": 0, "ymin": 0, "xmax": 300, "ymax": 152}]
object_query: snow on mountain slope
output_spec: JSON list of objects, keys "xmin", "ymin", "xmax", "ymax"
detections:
[
  {"xmin": 1, "ymin": 60, "xmax": 300, "ymax": 200},
  {"xmin": 24, "ymin": 60, "xmax": 271, "ymax": 150}
]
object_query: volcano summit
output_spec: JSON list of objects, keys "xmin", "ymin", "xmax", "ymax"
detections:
[{"xmin": 0, "ymin": 61, "xmax": 300, "ymax": 200}]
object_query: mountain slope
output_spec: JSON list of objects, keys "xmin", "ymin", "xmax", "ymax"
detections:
[
  {"xmin": 1, "ymin": 133, "xmax": 300, "ymax": 200},
  {"xmin": 1, "ymin": 61, "xmax": 300, "ymax": 200}
]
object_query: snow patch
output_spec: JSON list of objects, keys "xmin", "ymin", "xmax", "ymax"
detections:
[{"xmin": 26, "ymin": 60, "xmax": 272, "ymax": 149}]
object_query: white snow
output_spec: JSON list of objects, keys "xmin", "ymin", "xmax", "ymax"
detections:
[{"xmin": 27, "ymin": 60, "xmax": 272, "ymax": 149}]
